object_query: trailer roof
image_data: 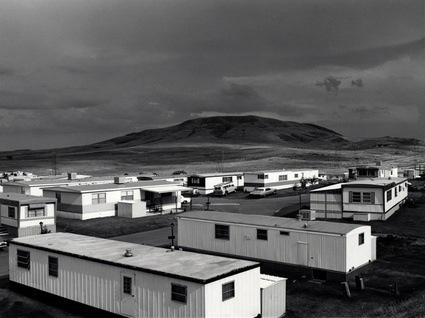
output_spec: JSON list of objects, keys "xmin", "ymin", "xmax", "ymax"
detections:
[
  {"xmin": 0, "ymin": 192, "xmax": 56, "ymax": 204},
  {"xmin": 179, "ymin": 211, "xmax": 368, "ymax": 235},
  {"xmin": 11, "ymin": 233, "xmax": 259, "ymax": 284},
  {"xmin": 44, "ymin": 180, "xmax": 190, "ymax": 193},
  {"xmin": 189, "ymin": 172, "xmax": 243, "ymax": 177}
]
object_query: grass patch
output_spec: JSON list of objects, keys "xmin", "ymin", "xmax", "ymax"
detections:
[{"xmin": 56, "ymin": 213, "xmax": 178, "ymax": 238}]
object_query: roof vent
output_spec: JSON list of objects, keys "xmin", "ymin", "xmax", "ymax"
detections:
[{"xmin": 124, "ymin": 249, "xmax": 133, "ymax": 257}]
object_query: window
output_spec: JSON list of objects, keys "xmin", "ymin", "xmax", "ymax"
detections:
[
  {"xmin": 222, "ymin": 281, "xmax": 235, "ymax": 301},
  {"xmin": 222, "ymin": 176, "xmax": 233, "ymax": 183},
  {"xmin": 191, "ymin": 177, "xmax": 200, "ymax": 184},
  {"xmin": 394, "ymin": 187, "xmax": 398, "ymax": 197},
  {"xmin": 257, "ymin": 229, "xmax": 268, "ymax": 240},
  {"xmin": 352, "ymin": 192, "xmax": 361, "ymax": 203},
  {"xmin": 294, "ymin": 174, "xmax": 299, "ymax": 178},
  {"xmin": 386, "ymin": 190, "xmax": 392, "ymax": 202},
  {"xmin": 279, "ymin": 175, "xmax": 288, "ymax": 181},
  {"xmin": 362, "ymin": 192, "xmax": 375, "ymax": 203},
  {"xmin": 48, "ymin": 256, "xmax": 58, "ymax": 277},
  {"xmin": 123, "ymin": 276, "xmax": 132, "ymax": 294},
  {"xmin": 92, "ymin": 193, "xmax": 106, "ymax": 204},
  {"xmin": 17, "ymin": 250, "xmax": 30, "ymax": 270},
  {"xmin": 399, "ymin": 185, "xmax": 402, "ymax": 192},
  {"xmin": 55, "ymin": 192, "xmax": 62, "ymax": 203},
  {"xmin": 8, "ymin": 207, "xmax": 15, "ymax": 218},
  {"xmin": 215, "ymin": 224, "xmax": 230, "ymax": 240},
  {"xmin": 280, "ymin": 231, "xmax": 290, "ymax": 236},
  {"xmin": 171, "ymin": 284, "xmax": 187, "ymax": 303},
  {"xmin": 237, "ymin": 176, "xmax": 242, "ymax": 180},
  {"xmin": 358, "ymin": 233, "xmax": 365, "ymax": 245},
  {"xmin": 121, "ymin": 190, "xmax": 134, "ymax": 201},
  {"xmin": 27, "ymin": 208, "xmax": 45, "ymax": 218},
  {"xmin": 258, "ymin": 174, "xmax": 268, "ymax": 180}
]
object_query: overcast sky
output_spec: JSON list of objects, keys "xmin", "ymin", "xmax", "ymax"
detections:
[{"xmin": 0, "ymin": 0, "xmax": 424, "ymax": 151}]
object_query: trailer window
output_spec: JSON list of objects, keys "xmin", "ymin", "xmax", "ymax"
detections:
[
  {"xmin": 121, "ymin": 190, "xmax": 134, "ymax": 201},
  {"xmin": 222, "ymin": 281, "xmax": 235, "ymax": 301},
  {"xmin": 386, "ymin": 190, "xmax": 392, "ymax": 202},
  {"xmin": 123, "ymin": 276, "xmax": 132, "ymax": 294},
  {"xmin": 8, "ymin": 207, "xmax": 15, "ymax": 218},
  {"xmin": 171, "ymin": 284, "xmax": 187, "ymax": 303},
  {"xmin": 48, "ymin": 256, "xmax": 58, "ymax": 277},
  {"xmin": 17, "ymin": 250, "xmax": 30, "ymax": 270},
  {"xmin": 280, "ymin": 231, "xmax": 290, "ymax": 236},
  {"xmin": 358, "ymin": 233, "xmax": 365, "ymax": 245},
  {"xmin": 92, "ymin": 193, "xmax": 106, "ymax": 204},
  {"xmin": 257, "ymin": 229, "xmax": 268, "ymax": 240},
  {"xmin": 222, "ymin": 176, "xmax": 233, "ymax": 182},
  {"xmin": 215, "ymin": 224, "xmax": 230, "ymax": 240},
  {"xmin": 279, "ymin": 175, "xmax": 288, "ymax": 181}
]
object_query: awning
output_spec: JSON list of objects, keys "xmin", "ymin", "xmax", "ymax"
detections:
[
  {"xmin": 29, "ymin": 203, "xmax": 46, "ymax": 209},
  {"xmin": 140, "ymin": 185, "xmax": 192, "ymax": 194}
]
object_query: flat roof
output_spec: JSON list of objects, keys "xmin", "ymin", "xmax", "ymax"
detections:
[
  {"xmin": 0, "ymin": 193, "xmax": 56, "ymax": 204},
  {"xmin": 4, "ymin": 175, "xmax": 135, "ymax": 187},
  {"xmin": 342, "ymin": 177, "xmax": 407, "ymax": 188},
  {"xmin": 245, "ymin": 169, "xmax": 318, "ymax": 174},
  {"xmin": 11, "ymin": 233, "xmax": 259, "ymax": 284},
  {"xmin": 44, "ymin": 180, "xmax": 186, "ymax": 193},
  {"xmin": 310, "ymin": 183, "xmax": 343, "ymax": 193},
  {"xmin": 190, "ymin": 172, "xmax": 243, "ymax": 178},
  {"xmin": 178, "ymin": 211, "xmax": 368, "ymax": 235}
]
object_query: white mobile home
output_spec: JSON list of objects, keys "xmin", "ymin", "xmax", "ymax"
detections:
[
  {"xmin": 43, "ymin": 180, "xmax": 192, "ymax": 220},
  {"xmin": 178, "ymin": 211, "xmax": 376, "ymax": 281},
  {"xmin": 310, "ymin": 178, "xmax": 408, "ymax": 221},
  {"xmin": 2, "ymin": 175, "xmax": 137, "ymax": 196},
  {"xmin": 244, "ymin": 169, "xmax": 319, "ymax": 192},
  {"xmin": 0, "ymin": 193, "xmax": 56, "ymax": 237},
  {"xmin": 9, "ymin": 233, "xmax": 286, "ymax": 318},
  {"xmin": 187, "ymin": 172, "xmax": 244, "ymax": 195},
  {"xmin": 348, "ymin": 165, "xmax": 398, "ymax": 180}
]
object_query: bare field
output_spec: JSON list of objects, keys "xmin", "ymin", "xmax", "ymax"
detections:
[{"xmin": 1, "ymin": 144, "xmax": 424, "ymax": 177}]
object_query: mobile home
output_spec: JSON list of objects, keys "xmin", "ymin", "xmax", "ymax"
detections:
[
  {"xmin": 9, "ymin": 233, "xmax": 286, "ymax": 318},
  {"xmin": 244, "ymin": 169, "xmax": 319, "ymax": 192},
  {"xmin": 0, "ymin": 193, "xmax": 56, "ymax": 237},
  {"xmin": 310, "ymin": 177, "xmax": 408, "ymax": 221},
  {"xmin": 187, "ymin": 172, "xmax": 244, "ymax": 195},
  {"xmin": 178, "ymin": 211, "xmax": 376, "ymax": 281},
  {"xmin": 43, "ymin": 180, "xmax": 192, "ymax": 220}
]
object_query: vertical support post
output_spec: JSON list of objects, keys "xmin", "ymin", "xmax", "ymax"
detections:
[{"xmin": 341, "ymin": 282, "xmax": 351, "ymax": 298}]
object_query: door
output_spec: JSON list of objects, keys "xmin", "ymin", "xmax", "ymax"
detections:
[
  {"xmin": 297, "ymin": 241, "xmax": 309, "ymax": 266},
  {"xmin": 121, "ymin": 272, "xmax": 136, "ymax": 317}
]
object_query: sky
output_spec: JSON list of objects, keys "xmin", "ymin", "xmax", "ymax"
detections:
[{"xmin": 0, "ymin": 0, "xmax": 424, "ymax": 151}]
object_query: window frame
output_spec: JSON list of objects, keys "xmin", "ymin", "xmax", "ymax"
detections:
[
  {"xmin": 279, "ymin": 175, "xmax": 288, "ymax": 181},
  {"xmin": 386, "ymin": 189, "xmax": 392, "ymax": 202},
  {"xmin": 215, "ymin": 224, "xmax": 230, "ymax": 240},
  {"xmin": 123, "ymin": 276, "xmax": 132, "ymax": 295},
  {"xmin": 222, "ymin": 176, "xmax": 233, "ymax": 183},
  {"xmin": 257, "ymin": 229, "xmax": 268, "ymax": 240},
  {"xmin": 358, "ymin": 233, "xmax": 365, "ymax": 245},
  {"xmin": 222, "ymin": 281, "xmax": 235, "ymax": 301},
  {"xmin": 8, "ymin": 206, "xmax": 15, "ymax": 218},
  {"xmin": 48, "ymin": 256, "xmax": 58, "ymax": 277},
  {"xmin": 91, "ymin": 192, "xmax": 107, "ymax": 204},
  {"xmin": 171, "ymin": 283, "xmax": 187, "ymax": 304},
  {"xmin": 17, "ymin": 249, "xmax": 30, "ymax": 270},
  {"xmin": 27, "ymin": 207, "xmax": 45, "ymax": 218},
  {"xmin": 120, "ymin": 190, "xmax": 134, "ymax": 201}
]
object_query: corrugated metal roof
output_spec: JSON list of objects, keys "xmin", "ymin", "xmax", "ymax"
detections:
[
  {"xmin": 0, "ymin": 193, "xmax": 56, "ymax": 204},
  {"xmin": 11, "ymin": 233, "xmax": 259, "ymax": 283},
  {"xmin": 179, "ymin": 211, "xmax": 368, "ymax": 235},
  {"xmin": 44, "ymin": 180, "xmax": 182, "ymax": 193}
]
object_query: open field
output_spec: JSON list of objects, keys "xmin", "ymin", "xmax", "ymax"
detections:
[{"xmin": 1, "ymin": 144, "xmax": 424, "ymax": 177}]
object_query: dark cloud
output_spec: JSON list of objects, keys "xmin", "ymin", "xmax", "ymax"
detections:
[
  {"xmin": 351, "ymin": 79, "xmax": 364, "ymax": 88},
  {"xmin": 316, "ymin": 76, "xmax": 342, "ymax": 92}
]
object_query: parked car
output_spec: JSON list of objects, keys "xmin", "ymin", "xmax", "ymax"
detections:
[
  {"xmin": 181, "ymin": 195, "xmax": 192, "ymax": 204},
  {"xmin": 249, "ymin": 187, "xmax": 277, "ymax": 198},
  {"xmin": 0, "ymin": 237, "xmax": 8, "ymax": 250}
]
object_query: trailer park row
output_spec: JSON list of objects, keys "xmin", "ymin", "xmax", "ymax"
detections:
[{"xmin": 0, "ymin": 164, "xmax": 421, "ymax": 318}]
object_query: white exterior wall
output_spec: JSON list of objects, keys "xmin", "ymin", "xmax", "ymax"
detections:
[
  {"xmin": 345, "ymin": 227, "xmax": 374, "ymax": 272},
  {"xmin": 310, "ymin": 192, "xmax": 342, "ymax": 219},
  {"xmin": 244, "ymin": 170, "xmax": 319, "ymax": 191},
  {"xmin": 117, "ymin": 201, "xmax": 147, "ymax": 218},
  {"xmin": 9, "ymin": 244, "xmax": 261, "ymax": 318},
  {"xmin": 204, "ymin": 267, "xmax": 261, "ymax": 318},
  {"xmin": 260, "ymin": 276, "xmax": 287, "ymax": 318},
  {"xmin": 178, "ymin": 218, "xmax": 357, "ymax": 273}
]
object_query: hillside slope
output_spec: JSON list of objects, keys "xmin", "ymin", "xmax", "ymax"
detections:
[{"xmin": 91, "ymin": 115, "xmax": 347, "ymax": 150}]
